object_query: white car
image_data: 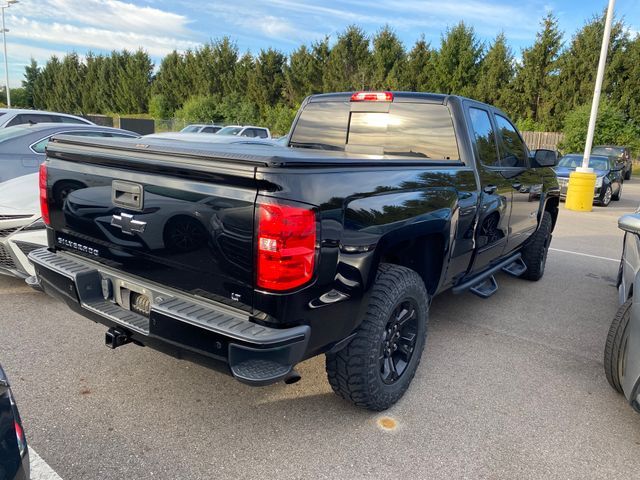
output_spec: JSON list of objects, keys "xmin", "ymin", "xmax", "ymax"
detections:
[
  {"xmin": 0, "ymin": 108, "xmax": 93, "ymax": 128},
  {"xmin": 0, "ymin": 222, "xmax": 46, "ymax": 278},
  {"xmin": 0, "ymin": 172, "xmax": 42, "ymax": 277},
  {"xmin": 0, "ymin": 173, "xmax": 39, "ymax": 237},
  {"xmin": 215, "ymin": 125, "xmax": 271, "ymax": 139},
  {"xmin": 143, "ymin": 132, "xmax": 279, "ymax": 146},
  {"xmin": 180, "ymin": 124, "xmax": 223, "ymax": 134}
]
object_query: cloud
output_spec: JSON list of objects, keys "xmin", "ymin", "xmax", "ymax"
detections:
[
  {"xmin": 9, "ymin": 0, "xmax": 192, "ymax": 37},
  {"xmin": 7, "ymin": 15, "xmax": 199, "ymax": 57}
]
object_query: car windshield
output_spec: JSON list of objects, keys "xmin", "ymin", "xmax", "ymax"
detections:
[
  {"xmin": 592, "ymin": 146, "xmax": 624, "ymax": 157},
  {"xmin": 180, "ymin": 125, "xmax": 201, "ymax": 133},
  {"xmin": 0, "ymin": 125, "xmax": 36, "ymax": 143},
  {"xmin": 217, "ymin": 126, "xmax": 242, "ymax": 136},
  {"xmin": 557, "ymin": 155, "xmax": 609, "ymax": 170}
]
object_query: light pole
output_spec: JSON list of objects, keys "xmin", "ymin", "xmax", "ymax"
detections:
[
  {"xmin": 0, "ymin": 0, "xmax": 17, "ymax": 108},
  {"xmin": 565, "ymin": 0, "xmax": 616, "ymax": 212}
]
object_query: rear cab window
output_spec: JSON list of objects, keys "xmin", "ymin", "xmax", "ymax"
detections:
[{"xmin": 290, "ymin": 101, "xmax": 460, "ymax": 160}]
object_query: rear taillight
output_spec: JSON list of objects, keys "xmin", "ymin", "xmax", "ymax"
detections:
[
  {"xmin": 257, "ymin": 202, "xmax": 316, "ymax": 291},
  {"xmin": 350, "ymin": 91, "xmax": 394, "ymax": 102},
  {"xmin": 14, "ymin": 420, "xmax": 26, "ymax": 457},
  {"xmin": 39, "ymin": 163, "xmax": 50, "ymax": 225}
]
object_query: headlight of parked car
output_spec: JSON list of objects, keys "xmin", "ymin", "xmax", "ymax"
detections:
[{"xmin": 595, "ymin": 176, "xmax": 604, "ymax": 188}]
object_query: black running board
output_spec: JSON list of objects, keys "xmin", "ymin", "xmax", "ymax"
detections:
[
  {"xmin": 452, "ymin": 253, "xmax": 522, "ymax": 298},
  {"xmin": 501, "ymin": 256, "xmax": 527, "ymax": 277}
]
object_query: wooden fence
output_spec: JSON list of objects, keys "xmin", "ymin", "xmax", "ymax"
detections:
[{"xmin": 521, "ymin": 131, "xmax": 564, "ymax": 151}]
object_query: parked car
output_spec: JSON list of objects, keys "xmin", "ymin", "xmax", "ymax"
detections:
[
  {"xmin": 216, "ymin": 125, "xmax": 271, "ymax": 139},
  {"xmin": 554, "ymin": 153, "xmax": 623, "ymax": 206},
  {"xmin": 0, "ymin": 173, "xmax": 39, "ymax": 235},
  {"xmin": 180, "ymin": 124, "xmax": 224, "ymax": 134},
  {"xmin": 0, "ymin": 108, "xmax": 92, "ymax": 128},
  {"xmin": 143, "ymin": 132, "xmax": 279, "ymax": 146},
  {"xmin": 0, "ymin": 123, "xmax": 139, "ymax": 183},
  {"xmin": 0, "ymin": 364, "xmax": 29, "ymax": 480},
  {"xmin": 0, "ymin": 219, "xmax": 46, "ymax": 278},
  {"xmin": 30, "ymin": 91, "xmax": 559, "ymax": 411},
  {"xmin": 605, "ymin": 212, "xmax": 640, "ymax": 413},
  {"xmin": 592, "ymin": 145, "xmax": 633, "ymax": 180}
]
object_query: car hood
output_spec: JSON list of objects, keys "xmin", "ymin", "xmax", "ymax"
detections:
[
  {"xmin": 554, "ymin": 166, "xmax": 607, "ymax": 178},
  {"xmin": 0, "ymin": 172, "xmax": 39, "ymax": 214}
]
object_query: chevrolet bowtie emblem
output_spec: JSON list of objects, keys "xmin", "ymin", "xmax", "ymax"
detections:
[{"xmin": 111, "ymin": 212, "xmax": 147, "ymax": 235}]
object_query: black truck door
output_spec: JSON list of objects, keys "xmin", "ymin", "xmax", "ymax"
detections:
[
  {"xmin": 492, "ymin": 112, "xmax": 541, "ymax": 253},
  {"xmin": 465, "ymin": 105, "xmax": 513, "ymax": 273}
]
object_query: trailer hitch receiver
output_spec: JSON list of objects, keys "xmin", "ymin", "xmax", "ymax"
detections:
[{"xmin": 105, "ymin": 327, "xmax": 132, "ymax": 349}]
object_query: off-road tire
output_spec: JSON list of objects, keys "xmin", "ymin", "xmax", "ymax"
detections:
[
  {"xmin": 604, "ymin": 299, "xmax": 632, "ymax": 393},
  {"xmin": 325, "ymin": 263, "xmax": 429, "ymax": 411},
  {"xmin": 520, "ymin": 211, "xmax": 552, "ymax": 281}
]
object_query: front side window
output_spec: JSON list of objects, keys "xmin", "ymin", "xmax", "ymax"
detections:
[
  {"xmin": 468, "ymin": 107, "xmax": 498, "ymax": 166},
  {"xmin": 494, "ymin": 114, "xmax": 528, "ymax": 168}
]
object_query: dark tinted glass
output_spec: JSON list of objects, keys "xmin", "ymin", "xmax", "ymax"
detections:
[
  {"xmin": 291, "ymin": 101, "xmax": 459, "ymax": 159},
  {"xmin": 468, "ymin": 107, "xmax": 498, "ymax": 166},
  {"xmin": 253, "ymin": 128, "xmax": 268, "ymax": 138},
  {"xmin": 290, "ymin": 102, "xmax": 349, "ymax": 150},
  {"xmin": 201, "ymin": 127, "xmax": 215, "ymax": 133},
  {"xmin": 7, "ymin": 114, "xmax": 55, "ymax": 127},
  {"xmin": 495, "ymin": 114, "xmax": 528, "ymax": 168}
]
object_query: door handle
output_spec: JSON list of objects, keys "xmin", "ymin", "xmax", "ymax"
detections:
[{"xmin": 483, "ymin": 185, "xmax": 497, "ymax": 195}]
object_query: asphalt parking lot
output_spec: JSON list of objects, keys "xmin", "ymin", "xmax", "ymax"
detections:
[{"xmin": 2, "ymin": 182, "xmax": 640, "ymax": 480}]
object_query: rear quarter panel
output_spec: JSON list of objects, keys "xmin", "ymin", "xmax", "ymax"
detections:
[{"xmin": 255, "ymin": 164, "xmax": 478, "ymax": 355}]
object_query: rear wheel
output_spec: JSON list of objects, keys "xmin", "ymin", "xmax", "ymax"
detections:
[
  {"xmin": 604, "ymin": 299, "xmax": 632, "ymax": 393},
  {"xmin": 520, "ymin": 211, "xmax": 552, "ymax": 281},
  {"xmin": 625, "ymin": 167, "xmax": 632, "ymax": 181},
  {"xmin": 325, "ymin": 263, "xmax": 429, "ymax": 411}
]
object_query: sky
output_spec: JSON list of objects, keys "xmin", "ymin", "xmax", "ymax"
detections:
[{"xmin": 2, "ymin": 0, "xmax": 639, "ymax": 87}]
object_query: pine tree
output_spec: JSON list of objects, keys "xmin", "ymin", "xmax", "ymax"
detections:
[
  {"xmin": 509, "ymin": 13, "xmax": 563, "ymax": 127},
  {"xmin": 370, "ymin": 26, "xmax": 406, "ymax": 90},
  {"xmin": 551, "ymin": 13, "xmax": 626, "ymax": 129},
  {"xmin": 611, "ymin": 34, "xmax": 640, "ymax": 126},
  {"xmin": 283, "ymin": 45, "xmax": 315, "ymax": 106},
  {"xmin": 247, "ymin": 48, "xmax": 285, "ymax": 108},
  {"xmin": 475, "ymin": 33, "xmax": 514, "ymax": 109},
  {"xmin": 115, "ymin": 49, "xmax": 153, "ymax": 113},
  {"xmin": 404, "ymin": 36, "xmax": 435, "ymax": 92},
  {"xmin": 323, "ymin": 25, "xmax": 371, "ymax": 91},
  {"xmin": 21, "ymin": 58, "xmax": 39, "ymax": 109},
  {"xmin": 432, "ymin": 22, "xmax": 483, "ymax": 97}
]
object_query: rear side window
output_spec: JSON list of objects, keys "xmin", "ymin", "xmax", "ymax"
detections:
[
  {"xmin": 290, "ymin": 101, "xmax": 459, "ymax": 160},
  {"xmin": 56, "ymin": 115, "xmax": 89, "ymax": 124},
  {"xmin": 468, "ymin": 108, "xmax": 499, "ymax": 166},
  {"xmin": 494, "ymin": 114, "xmax": 528, "ymax": 168},
  {"xmin": 201, "ymin": 126, "xmax": 215, "ymax": 133},
  {"xmin": 253, "ymin": 128, "xmax": 268, "ymax": 138},
  {"xmin": 7, "ymin": 114, "xmax": 55, "ymax": 127}
]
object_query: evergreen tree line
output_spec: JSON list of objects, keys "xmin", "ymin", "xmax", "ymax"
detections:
[{"xmin": 11, "ymin": 12, "xmax": 640, "ymax": 143}]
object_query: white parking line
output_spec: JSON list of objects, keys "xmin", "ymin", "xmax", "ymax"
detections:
[
  {"xmin": 30, "ymin": 448, "xmax": 63, "ymax": 480},
  {"xmin": 549, "ymin": 247, "xmax": 619, "ymax": 263}
]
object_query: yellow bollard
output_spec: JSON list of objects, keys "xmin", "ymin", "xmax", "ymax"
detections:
[{"xmin": 565, "ymin": 170, "xmax": 597, "ymax": 212}]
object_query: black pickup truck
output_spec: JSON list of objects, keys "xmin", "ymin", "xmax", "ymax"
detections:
[{"xmin": 29, "ymin": 91, "xmax": 559, "ymax": 410}]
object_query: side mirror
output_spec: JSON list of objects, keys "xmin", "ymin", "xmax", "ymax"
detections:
[
  {"xmin": 619, "ymin": 214, "xmax": 640, "ymax": 235},
  {"xmin": 532, "ymin": 149, "xmax": 557, "ymax": 167}
]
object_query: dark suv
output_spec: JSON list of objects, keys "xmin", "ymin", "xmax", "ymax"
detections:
[{"xmin": 592, "ymin": 146, "xmax": 633, "ymax": 180}]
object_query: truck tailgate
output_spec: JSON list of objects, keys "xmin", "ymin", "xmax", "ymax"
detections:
[{"xmin": 44, "ymin": 137, "xmax": 260, "ymax": 311}]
